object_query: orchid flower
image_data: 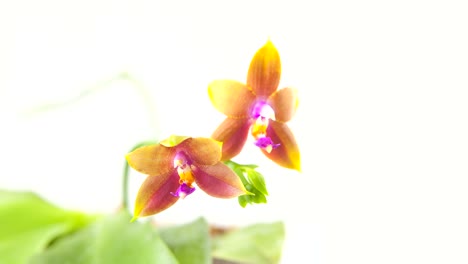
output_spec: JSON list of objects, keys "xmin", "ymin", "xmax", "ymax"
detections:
[
  {"xmin": 126, "ymin": 135, "xmax": 248, "ymax": 219},
  {"xmin": 208, "ymin": 40, "xmax": 300, "ymax": 171}
]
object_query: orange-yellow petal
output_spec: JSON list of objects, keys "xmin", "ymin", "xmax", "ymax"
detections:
[
  {"xmin": 268, "ymin": 87, "xmax": 299, "ymax": 123},
  {"xmin": 133, "ymin": 171, "xmax": 180, "ymax": 218},
  {"xmin": 208, "ymin": 80, "xmax": 256, "ymax": 118},
  {"xmin": 212, "ymin": 117, "xmax": 253, "ymax": 160},
  {"xmin": 261, "ymin": 120, "xmax": 301, "ymax": 171},
  {"xmin": 179, "ymin": 137, "xmax": 222, "ymax": 166},
  {"xmin": 247, "ymin": 40, "xmax": 281, "ymax": 97},
  {"xmin": 126, "ymin": 144, "xmax": 175, "ymax": 176},
  {"xmin": 194, "ymin": 162, "xmax": 248, "ymax": 198}
]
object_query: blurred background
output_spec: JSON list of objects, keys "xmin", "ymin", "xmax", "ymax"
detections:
[{"xmin": 1, "ymin": 0, "xmax": 467, "ymax": 263}]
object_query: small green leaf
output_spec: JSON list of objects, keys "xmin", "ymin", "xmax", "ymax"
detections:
[
  {"xmin": 29, "ymin": 211, "xmax": 178, "ymax": 264},
  {"xmin": 212, "ymin": 222, "xmax": 285, "ymax": 264},
  {"xmin": 0, "ymin": 190, "xmax": 97, "ymax": 264},
  {"xmin": 224, "ymin": 160, "xmax": 269, "ymax": 207},
  {"xmin": 249, "ymin": 187, "xmax": 267, "ymax": 204},
  {"xmin": 238, "ymin": 195, "xmax": 248, "ymax": 208},
  {"xmin": 159, "ymin": 217, "xmax": 211, "ymax": 264},
  {"xmin": 238, "ymin": 184, "xmax": 267, "ymax": 208},
  {"xmin": 246, "ymin": 169, "xmax": 268, "ymax": 196},
  {"xmin": 224, "ymin": 160, "xmax": 258, "ymax": 170}
]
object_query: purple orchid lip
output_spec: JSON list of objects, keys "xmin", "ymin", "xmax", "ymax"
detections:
[
  {"xmin": 254, "ymin": 137, "xmax": 280, "ymax": 149},
  {"xmin": 250, "ymin": 101, "xmax": 279, "ymax": 153},
  {"xmin": 171, "ymin": 182, "xmax": 196, "ymax": 199}
]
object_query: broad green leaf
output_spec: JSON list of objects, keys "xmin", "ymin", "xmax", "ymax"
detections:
[
  {"xmin": 212, "ymin": 222, "xmax": 285, "ymax": 264},
  {"xmin": 0, "ymin": 190, "xmax": 97, "ymax": 264},
  {"xmin": 30, "ymin": 211, "xmax": 178, "ymax": 264},
  {"xmin": 159, "ymin": 217, "xmax": 211, "ymax": 264}
]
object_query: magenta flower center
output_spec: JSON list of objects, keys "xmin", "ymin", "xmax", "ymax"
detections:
[
  {"xmin": 171, "ymin": 152, "xmax": 196, "ymax": 199},
  {"xmin": 250, "ymin": 101, "xmax": 280, "ymax": 153}
]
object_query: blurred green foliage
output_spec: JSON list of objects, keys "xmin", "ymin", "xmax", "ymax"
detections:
[{"xmin": 0, "ymin": 190, "xmax": 284, "ymax": 264}]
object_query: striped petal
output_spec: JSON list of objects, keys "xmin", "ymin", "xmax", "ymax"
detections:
[
  {"xmin": 194, "ymin": 162, "xmax": 247, "ymax": 198},
  {"xmin": 261, "ymin": 120, "xmax": 301, "ymax": 171},
  {"xmin": 268, "ymin": 87, "xmax": 299, "ymax": 123},
  {"xmin": 212, "ymin": 117, "xmax": 252, "ymax": 161},
  {"xmin": 208, "ymin": 80, "xmax": 256, "ymax": 118},
  {"xmin": 126, "ymin": 144, "xmax": 175, "ymax": 176},
  {"xmin": 133, "ymin": 171, "xmax": 180, "ymax": 218},
  {"xmin": 247, "ymin": 40, "xmax": 281, "ymax": 97},
  {"xmin": 179, "ymin": 137, "xmax": 222, "ymax": 166}
]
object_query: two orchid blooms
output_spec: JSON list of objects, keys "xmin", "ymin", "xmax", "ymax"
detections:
[{"xmin": 126, "ymin": 40, "xmax": 300, "ymax": 219}]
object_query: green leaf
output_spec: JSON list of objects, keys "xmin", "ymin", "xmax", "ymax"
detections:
[
  {"xmin": 224, "ymin": 160, "xmax": 258, "ymax": 171},
  {"xmin": 224, "ymin": 160, "xmax": 269, "ymax": 207},
  {"xmin": 30, "ymin": 211, "xmax": 179, "ymax": 264},
  {"xmin": 238, "ymin": 183, "xmax": 267, "ymax": 208},
  {"xmin": 212, "ymin": 222, "xmax": 285, "ymax": 264},
  {"xmin": 245, "ymin": 170, "xmax": 268, "ymax": 196},
  {"xmin": 159, "ymin": 217, "xmax": 211, "ymax": 264},
  {"xmin": 0, "ymin": 190, "xmax": 97, "ymax": 264}
]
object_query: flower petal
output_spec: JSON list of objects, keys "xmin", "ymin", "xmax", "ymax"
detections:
[
  {"xmin": 212, "ymin": 117, "xmax": 252, "ymax": 160},
  {"xmin": 179, "ymin": 137, "xmax": 222, "ymax": 166},
  {"xmin": 133, "ymin": 171, "xmax": 180, "ymax": 218},
  {"xmin": 247, "ymin": 40, "xmax": 281, "ymax": 97},
  {"xmin": 262, "ymin": 120, "xmax": 301, "ymax": 171},
  {"xmin": 194, "ymin": 162, "xmax": 247, "ymax": 198},
  {"xmin": 126, "ymin": 144, "xmax": 175, "ymax": 176},
  {"xmin": 160, "ymin": 135, "xmax": 190, "ymax": 147},
  {"xmin": 268, "ymin": 87, "xmax": 299, "ymax": 123},
  {"xmin": 208, "ymin": 80, "xmax": 256, "ymax": 118}
]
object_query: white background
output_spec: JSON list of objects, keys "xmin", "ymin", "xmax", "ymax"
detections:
[{"xmin": 1, "ymin": 0, "xmax": 467, "ymax": 263}]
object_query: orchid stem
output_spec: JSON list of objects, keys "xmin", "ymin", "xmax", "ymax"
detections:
[{"xmin": 122, "ymin": 141, "xmax": 157, "ymax": 213}]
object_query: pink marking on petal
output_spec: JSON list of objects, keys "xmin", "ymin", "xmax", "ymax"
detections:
[{"xmin": 251, "ymin": 101, "xmax": 275, "ymax": 120}]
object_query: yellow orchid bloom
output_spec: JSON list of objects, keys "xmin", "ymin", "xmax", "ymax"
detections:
[
  {"xmin": 208, "ymin": 40, "xmax": 300, "ymax": 171},
  {"xmin": 126, "ymin": 135, "xmax": 248, "ymax": 219}
]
